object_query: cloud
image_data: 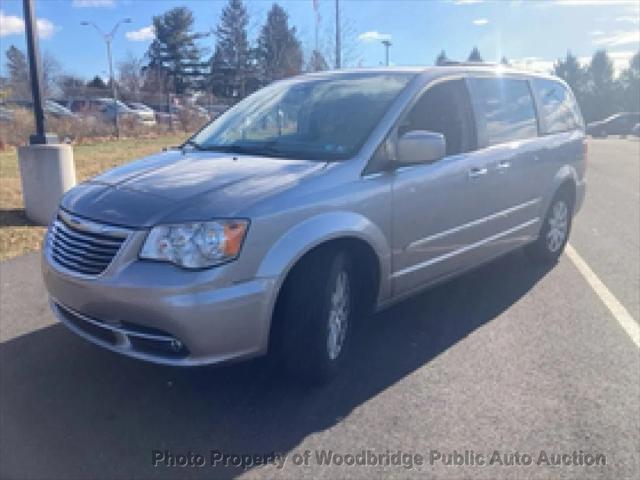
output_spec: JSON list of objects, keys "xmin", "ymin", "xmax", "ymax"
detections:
[
  {"xmin": 591, "ymin": 30, "xmax": 640, "ymax": 47},
  {"xmin": 125, "ymin": 25, "xmax": 155, "ymax": 42},
  {"xmin": 472, "ymin": 18, "xmax": 489, "ymax": 25},
  {"xmin": 509, "ymin": 57, "xmax": 555, "ymax": 74},
  {"xmin": 0, "ymin": 10, "xmax": 58, "ymax": 39},
  {"xmin": 72, "ymin": 0, "xmax": 115, "ymax": 7},
  {"xmin": 589, "ymin": 30, "xmax": 605, "ymax": 36},
  {"xmin": 36, "ymin": 18, "xmax": 56, "ymax": 39},
  {"xmin": 454, "ymin": 0, "xmax": 484, "ymax": 4},
  {"xmin": 0, "ymin": 10, "xmax": 23, "ymax": 36},
  {"xmin": 357, "ymin": 31, "xmax": 392, "ymax": 43},
  {"xmin": 553, "ymin": 0, "xmax": 637, "ymax": 5},
  {"xmin": 616, "ymin": 15, "xmax": 639, "ymax": 23}
]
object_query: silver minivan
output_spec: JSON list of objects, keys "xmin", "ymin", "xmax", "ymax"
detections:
[{"xmin": 42, "ymin": 66, "xmax": 586, "ymax": 382}]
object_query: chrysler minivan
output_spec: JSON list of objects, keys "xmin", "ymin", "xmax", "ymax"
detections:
[{"xmin": 43, "ymin": 66, "xmax": 586, "ymax": 382}]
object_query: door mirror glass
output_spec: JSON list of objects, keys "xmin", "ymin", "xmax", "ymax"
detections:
[{"xmin": 397, "ymin": 130, "xmax": 446, "ymax": 165}]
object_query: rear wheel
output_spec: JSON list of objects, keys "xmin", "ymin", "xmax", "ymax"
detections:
[
  {"xmin": 277, "ymin": 248, "xmax": 355, "ymax": 384},
  {"xmin": 525, "ymin": 189, "xmax": 573, "ymax": 264}
]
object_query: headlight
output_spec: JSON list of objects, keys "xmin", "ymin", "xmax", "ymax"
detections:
[{"xmin": 140, "ymin": 220, "xmax": 249, "ymax": 269}]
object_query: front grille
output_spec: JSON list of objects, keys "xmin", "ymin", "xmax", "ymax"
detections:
[{"xmin": 49, "ymin": 212, "xmax": 128, "ymax": 275}]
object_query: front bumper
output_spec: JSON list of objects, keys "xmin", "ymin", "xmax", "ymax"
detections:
[{"xmin": 42, "ymin": 240, "xmax": 277, "ymax": 367}]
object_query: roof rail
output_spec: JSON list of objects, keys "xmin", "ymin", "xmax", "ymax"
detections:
[{"xmin": 439, "ymin": 61, "xmax": 500, "ymax": 67}]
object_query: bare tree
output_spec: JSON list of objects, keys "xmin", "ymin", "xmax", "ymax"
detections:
[
  {"xmin": 316, "ymin": 4, "xmax": 361, "ymax": 68},
  {"xmin": 57, "ymin": 75, "xmax": 86, "ymax": 98},
  {"xmin": 118, "ymin": 53, "xmax": 144, "ymax": 101},
  {"xmin": 4, "ymin": 45, "xmax": 60, "ymax": 99},
  {"xmin": 42, "ymin": 51, "xmax": 61, "ymax": 97}
]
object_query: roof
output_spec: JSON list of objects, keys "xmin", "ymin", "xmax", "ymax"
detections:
[{"xmin": 299, "ymin": 65, "xmax": 561, "ymax": 82}]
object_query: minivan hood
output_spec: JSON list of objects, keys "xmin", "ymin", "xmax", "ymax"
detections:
[{"xmin": 61, "ymin": 150, "xmax": 326, "ymax": 227}]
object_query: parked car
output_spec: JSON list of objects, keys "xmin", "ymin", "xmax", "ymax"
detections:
[
  {"xmin": 43, "ymin": 67, "xmax": 586, "ymax": 383},
  {"xmin": 149, "ymin": 103, "xmax": 209, "ymax": 125},
  {"xmin": 147, "ymin": 104, "xmax": 178, "ymax": 125},
  {"xmin": 44, "ymin": 100, "xmax": 79, "ymax": 120},
  {"xmin": 586, "ymin": 112, "xmax": 640, "ymax": 137},
  {"xmin": 125, "ymin": 102, "xmax": 157, "ymax": 126},
  {"xmin": 631, "ymin": 123, "xmax": 640, "ymax": 137},
  {"xmin": 205, "ymin": 103, "xmax": 230, "ymax": 119},
  {"xmin": 3, "ymin": 99, "xmax": 78, "ymax": 120},
  {"xmin": 66, "ymin": 98, "xmax": 154, "ymax": 126}
]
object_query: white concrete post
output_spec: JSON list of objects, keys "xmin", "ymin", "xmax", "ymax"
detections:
[{"xmin": 17, "ymin": 144, "xmax": 76, "ymax": 225}]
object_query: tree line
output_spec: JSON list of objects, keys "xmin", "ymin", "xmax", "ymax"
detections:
[
  {"xmin": 2, "ymin": 0, "xmax": 638, "ymax": 124},
  {"xmin": 553, "ymin": 50, "xmax": 639, "ymax": 123},
  {"xmin": 139, "ymin": 1, "xmax": 320, "ymax": 99},
  {"xmin": 436, "ymin": 46, "xmax": 640, "ymax": 123},
  {"xmin": 1, "ymin": 0, "xmax": 326, "ymax": 104}
]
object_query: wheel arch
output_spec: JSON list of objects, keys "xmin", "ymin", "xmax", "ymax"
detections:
[
  {"xmin": 534, "ymin": 166, "xmax": 578, "ymax": 240},
  {"xmin": 257, "ymin": 212, "xmax": 390, "ymax": 349},
  {"xmin": 542, "ymin": 166, "xmax": 578, "ymax": 214}
]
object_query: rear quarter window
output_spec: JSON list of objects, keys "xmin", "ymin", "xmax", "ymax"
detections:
[
  {"xmin": 532, "ymin": 78, "xmax": 584, "ymax": 134},
  {"xmin": 468, "ymin": 77, "xmax": 538, "ymax": 147}
]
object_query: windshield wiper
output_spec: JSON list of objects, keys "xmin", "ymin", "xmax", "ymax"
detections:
[
  {"xmin": 195, "ymin": 143, "xmax": 284, "ymax": 158},
  {"xmin": 180, "ymin": 139, "xmax": 204, "ymax": 151}
]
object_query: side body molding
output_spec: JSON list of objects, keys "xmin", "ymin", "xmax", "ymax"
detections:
[{"xmin": 256, "ymin": 211, "xmax": 392, "ymax": 305}]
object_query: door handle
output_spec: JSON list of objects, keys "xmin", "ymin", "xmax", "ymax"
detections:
[
  {"xmin": 496, "ymin": 160, "xmax": 511, "ymax": 171},
  {"xmin": 468, "ymin": 167, "xmax": 488, "ymax": 179}
]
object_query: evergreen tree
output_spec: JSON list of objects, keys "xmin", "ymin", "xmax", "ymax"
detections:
[
  {"xmin": 87, "ymin": 75, "xmax": 107, "ymax": 89},
  {"xmin": 256, "ymin": 4, "xmax": 303, "ymax": 84},
  {"xmin": 145, "ymin": 7, "xmax": 204, "ymax": 95},
  {"xmin": 213, "ymin": 0, "xmax": 251, "ymax": 97},
  {"xmin": 435, "ymin": 50, "xmax": 449, "ymax": 66},
  {"xmin": 468, "ymin": 47, "xmax": 483, "ymax": 62},
  {"xmin": 5, "ymin": 45, "xmax": 30, "ymax": 100},
  {"xmin": 553, "ymin": 51, "xmax": 587, "ymax": 113},
  {"xmin": 585, "ymin": 50, "xmax": 615, "ymax": 121},
  {"xmin": 618, "ymin": 51, "xmax": 640, "ymax": 113}
]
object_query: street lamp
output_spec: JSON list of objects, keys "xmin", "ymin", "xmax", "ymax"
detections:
[
  {"xmin": 382, "ymin": 40, "xmax": 392, "ymax": 67},
  {"xmin": 81, "ymin": 18, "xmax": 132, "ymax": 137}
]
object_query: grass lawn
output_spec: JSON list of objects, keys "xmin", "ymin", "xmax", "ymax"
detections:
[{"xmin": 0, "ymin": 134, "xmax": 187, "ymax": 261}]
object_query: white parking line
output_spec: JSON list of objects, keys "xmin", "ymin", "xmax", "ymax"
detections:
[{"xmin": 566, "ymin": 243, "xmax": 640, "ymax": 348}]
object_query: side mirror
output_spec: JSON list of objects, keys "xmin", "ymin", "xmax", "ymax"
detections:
[{"xmin": 397, "ymin": 130, "xmax": 446, "ymax": 165}]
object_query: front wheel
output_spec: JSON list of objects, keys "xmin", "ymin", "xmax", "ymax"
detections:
[
  {"xmin": 277, "ymin": 249, "xmax": 355, "ymax": 384},
  {"xmin": 525, "ymin": 189, "xmax": 573, "ymax": 264}
]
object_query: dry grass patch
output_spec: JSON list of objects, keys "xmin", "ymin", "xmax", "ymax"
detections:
[{"xmin": 0, "ymin": 134, "xmax": 187, "ymax": 260}]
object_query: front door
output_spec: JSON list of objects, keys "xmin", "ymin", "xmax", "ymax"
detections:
[{"xmin": 391, "ymin": 78, "xmax": 494, "ymax": 296}]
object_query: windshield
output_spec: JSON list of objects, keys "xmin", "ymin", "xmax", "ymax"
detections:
[{"xmin": 190, "ymin": 73, "xmax": 414, "ymax": 161}]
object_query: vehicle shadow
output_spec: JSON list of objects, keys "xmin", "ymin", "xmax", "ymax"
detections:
[{"xmin": 0, "ymin": 250, "xmax": 553, "ymax": 479}]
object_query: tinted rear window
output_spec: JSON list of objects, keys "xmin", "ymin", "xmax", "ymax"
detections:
[
  {"xmin": 532, "ymin": 78, "xmax": 584, "ymax": 134},
  {"xmin": 469, "ymin": 77, "xmax": 538, "ymax": 146}
]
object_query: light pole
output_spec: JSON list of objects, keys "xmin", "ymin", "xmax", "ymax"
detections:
[
  {"xmin": 335, "ymin": 0, "xmax": 341, "ymax": 69},
  {"xmin": 81, "ymin": 18, "xmax": 131, "ymax": 137},
  {"xmin": 18, "ymin": 0, "xmax": 76, "ymax": 225},
  {"xmin": 382, "ymin": 39, "xmax": 392, "ymax": 66}
]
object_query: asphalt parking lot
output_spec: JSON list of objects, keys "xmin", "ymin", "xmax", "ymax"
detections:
[{"xmin": 1, "ymin": 138, "xmax": 638, "ymax": 480}]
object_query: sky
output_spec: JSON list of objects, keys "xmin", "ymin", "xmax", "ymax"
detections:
[{"xmin": 0, "ymin": 0, "xmax": 639, "ymax": 81}]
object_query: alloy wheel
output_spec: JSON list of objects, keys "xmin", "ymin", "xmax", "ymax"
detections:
[
  {"xmin": 546, "ymin": 200, "xmax": 569, "ymax": 253},
  {"xmin": 326, "ymin": 270, "xmax": 350, "ymax": 360}
]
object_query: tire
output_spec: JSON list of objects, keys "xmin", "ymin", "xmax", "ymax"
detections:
[
  {"xmin": 525, "ymin": 188, "xmax": 574, "ymax": 264},
  {"xmin": 276, "ymin": 248, "xmax": 355, "ymax": 384}
]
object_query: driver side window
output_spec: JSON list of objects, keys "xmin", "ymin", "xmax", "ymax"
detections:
[{"xmin": 400, "ymin": 79, "xmax": 476, "ymax": 156}]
